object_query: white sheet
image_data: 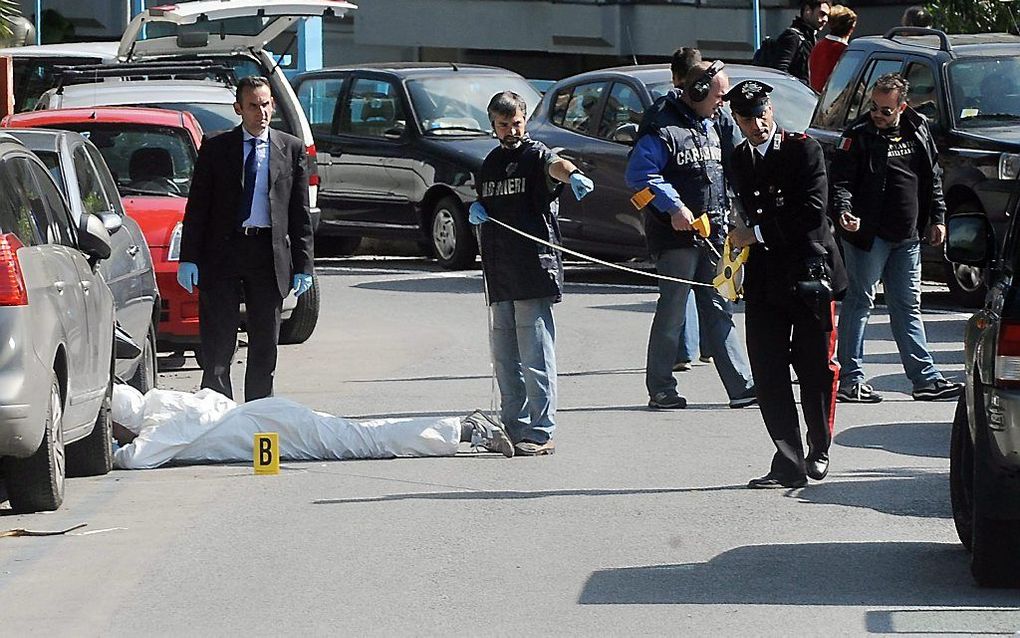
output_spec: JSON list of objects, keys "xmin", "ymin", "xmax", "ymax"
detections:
[{"xmin": 111, "ymin": 385, "xmax": 461, "ymax": 470}]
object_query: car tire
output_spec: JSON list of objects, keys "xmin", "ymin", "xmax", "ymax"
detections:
[
  {"xmin": 430, "ymin": 196, "xmax": 476, "ymax": 270},
  {"xmin": 66, "ymin": 366, "xmax": 113, "ymax": 478},
  {"xmin": 4, "ymin": 375, "xmax": 66, "ymax": 513},
  {"xmin": 279, "ymin": 273, "xmax": 320, "ymax": 345},
  {"xmin": 945, "ymin": 203, "xmax": 988, "ymax": 308},
  {"xmin": 316, "ymin": 235, "xmax": 361, "ymax": 257},
  {"xmin": 950, "ymin": 395, "xmax": 974, "ymax": 551},
  {"xmin": 972, "ymin": 513, "xmax": 1020, "ymax": 588},
  {"xmin": 127, "ymin": 323, "xmax": 158, "ymax": 393}
]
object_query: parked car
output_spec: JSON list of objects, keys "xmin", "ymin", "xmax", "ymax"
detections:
[
  {"xmin": 806, "ymin": 27, "xmax": 1020, "ymax": 307},
  {"xmin": 944, "ymin": 205, "xmax": 1020, "ymax": 587},
  {"xmin": 2, "ymin": 107, "xmax": 319, "ymax": 354},
  {"xmin": 0, "ymin": 41, "xmax": 118, "ymax": 112},
  {"xmin": 527, "ymin": 63, "xmax": 819, "ymax": 259},
  {"xmin": 0, "ymin": 132, "xmax": 117, "ymax": 513},
  {"xmin": 3, "ymin": 128, "xmax": 160, "ymax": 391},
  {"xmin": 34, "ymin": 78, "xmax": 242, "ymax": 137},
  {"xmin": 292, "ymin": 63, "xmax": 541, "ymax": 268}
]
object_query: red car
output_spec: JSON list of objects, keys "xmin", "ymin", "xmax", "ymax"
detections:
[{"xmin": 2, "ymin": 107, "xmax": 204, "ymax": 353}]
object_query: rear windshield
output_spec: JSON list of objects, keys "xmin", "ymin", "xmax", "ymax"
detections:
[
  {"xmin": 38, "ymin": 123, "xmax": 197, "ymax": 198},
  {"xmin": 948, "ymin": 56, "xmax": 1020, "ymax": 128}
]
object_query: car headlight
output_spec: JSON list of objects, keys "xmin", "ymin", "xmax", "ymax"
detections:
[
  {"xmin": 167, "ymin": 221, "xmax": 182, "ymax": 261},
  {"xmin": 999, "ymin": 153, "xmax": 1020, "ymax": 180}
]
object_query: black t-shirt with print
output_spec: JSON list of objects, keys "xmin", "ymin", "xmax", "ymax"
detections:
[{"xmin": 878, "ymin": 125, "xmax": 922, "ymax": 242}]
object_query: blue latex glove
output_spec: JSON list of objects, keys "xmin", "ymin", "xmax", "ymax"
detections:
[
  {"xmin": 292, "ymin": 273, "xmax": 313, "ymax": 297},
  {"xmin": 570, "ymin": 172, "xmax": 595, "ymax": 200},
  {"xmin": 177, "ymin": 261, "xmax": 198, "ymax": 293},
  {"xmin": 468, "ymin": 202, "xmax": 489, "ymax": 225}
]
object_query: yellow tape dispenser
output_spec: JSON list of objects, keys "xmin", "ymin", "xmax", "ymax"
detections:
[{"xmin": 712, "ymin": 236, "xmax": 749, "ymax": 302}]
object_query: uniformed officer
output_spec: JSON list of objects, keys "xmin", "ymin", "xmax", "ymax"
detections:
[{"xmin": 724, "ymin": 80, "xmax": 847, "ymax": 488}]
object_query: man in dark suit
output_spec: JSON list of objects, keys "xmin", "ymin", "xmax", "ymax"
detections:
[
  {"xmin": 724, "ymin": 80, "xmax": 847, "ymax": 488},
  {"xmin": 176, "ymin": 76, "xmax": 314, "ymax": 401}
]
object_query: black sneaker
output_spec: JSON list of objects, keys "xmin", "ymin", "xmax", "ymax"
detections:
[
  {"xmin": 837, "ymin": 382, "xmax": 883, "ymax": 403},
  {"xmin": 648, "ymin": 391, "xmax": 687, "ymax": 409},
  {"xmin": 729, "ymin": 387, "xmax": 758, "ymax": 409},
  {"xmin": 912, "ymin": 379, "xmax": 964, "ymax": 401}
]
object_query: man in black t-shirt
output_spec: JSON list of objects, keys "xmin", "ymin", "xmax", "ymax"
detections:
[
  {"xmin": 468, "ymin": 91, "xmax": 594, "ymax": 456},
  {"xmin": 830, "ymin": 73, "xmax": 962, "ymax": 403}
]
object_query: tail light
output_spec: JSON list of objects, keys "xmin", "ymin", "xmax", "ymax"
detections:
[
  {"xmin": 306, "ymin": 144, "xmax": 319, "ymax": 209},
  {"xmin": 0, "ymin": 233, "xmax": 28, "ymax": 306},
  {"xmin": 995, "ymin": 320, "xmax": 1020, "ymax": 387}
]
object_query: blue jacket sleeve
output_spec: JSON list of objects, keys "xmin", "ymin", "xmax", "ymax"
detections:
[{"xmin": 625, "ymin": 134, "xmax": 683, "ymax": 214}]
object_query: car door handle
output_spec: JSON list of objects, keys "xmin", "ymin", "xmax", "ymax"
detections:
[
  {"xmin": 127, "ymin": 245, "xmax": 140, "ymax": 257},
  {"xmin": 53, "ymin": 280, "xmax": 65, "ymax": 294}
]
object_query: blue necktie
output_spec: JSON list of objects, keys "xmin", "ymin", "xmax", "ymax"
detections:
[{"xmin": 238, "ymin": 137, "xmax": 259, "ymax": 226}]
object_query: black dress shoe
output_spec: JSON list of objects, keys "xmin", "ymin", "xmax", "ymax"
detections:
[
  {"xmin": 806, "ymin": 453, "xmax": 829, "ymax": 481},
  {"xmin": 747, "ymin": 473, "xmax": 807, "ymax": 489}
]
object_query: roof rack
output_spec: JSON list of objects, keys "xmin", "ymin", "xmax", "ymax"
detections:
[
  {"xmin": 51, "ymin": 59, "xmax": 236, "ymax": 92},
  {"xmin": 883, "ymin": 27, "xmax": 954, "ymax": 57}
]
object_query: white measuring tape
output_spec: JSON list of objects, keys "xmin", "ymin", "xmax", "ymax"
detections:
[{"xmin": 486, "ymin": 217, "xmax": 718, "ymax": 288}]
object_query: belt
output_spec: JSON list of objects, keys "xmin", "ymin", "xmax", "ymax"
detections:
[{"xmin": 237, "ymin": 226, "xmax": 270, "ymax": 237}]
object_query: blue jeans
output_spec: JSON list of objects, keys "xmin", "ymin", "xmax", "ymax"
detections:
[
  {"xmin": 490, "ymin": 297, "xmax": 556, "ymax": 445},
  {"xmin": 646, "ymin": 247, "xmax": 753, "ymax": 399},
  {"xmin": 837, "ymin": 237, "xmax": 942, "ymax": 389},
  {"xmin": 676, "ymin": 289, "xmax": 706, "ymax": 363}
]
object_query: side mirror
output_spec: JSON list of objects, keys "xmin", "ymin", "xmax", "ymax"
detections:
[
  {"xmin": 612, "ymin": 123, "xmax": 638, "ymax": 145},
  {"xmin": 946, "ymin": 213, "xmax": 994, "ymax": 265},
  {"xmin": 78, "ymin": 213, "xmax": 112, "ymax": 261},
  {"xmin": 98, "ymin": 211, "xmax": 122, "ymax": 235}
]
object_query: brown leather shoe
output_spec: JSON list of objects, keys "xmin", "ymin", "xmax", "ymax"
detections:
[{"xmin": 514, "ymin": 440, "xmax": 556, "ymax": 456}]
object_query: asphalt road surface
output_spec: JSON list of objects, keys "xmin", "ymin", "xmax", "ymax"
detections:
[{"xmin": 2, "ymin": 256, "xmax": 1018, "ymax": 635}]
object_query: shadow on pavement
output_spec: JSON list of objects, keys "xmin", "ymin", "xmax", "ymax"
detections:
[
  {"xmin": 578, "ymin": 542, "xmax": 1014, "ymax": 607},
  {"xmin": 835, "ymin": 421, "xmax": 950, "ymax": 459},
  {"xmin": 349, "ymin": 367, "xmax": 643, "ymax": 384},
  {"xmin": 796, "ymin": 467, "xmax": 950, "ymax": 519},
  {"xmin": 865, "ymin": 372, "xmax": 964, "ymax": 397},
  {"xmin": 312, "ymin": 484, "xmax": 748, "ymax": 505}
]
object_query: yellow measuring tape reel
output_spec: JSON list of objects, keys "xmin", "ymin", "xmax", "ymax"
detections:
[{"xmin": 712, "ymin": 237, "xmax": 749, "ymax": 301}]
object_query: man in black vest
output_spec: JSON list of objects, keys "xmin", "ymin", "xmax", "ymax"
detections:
[
  {"xmin": 725, "ymin": 80, "xmax": 847, "ymax": 488},
  {"xmin": 177, "ymin": 76, "xmax": 315, "ymax": 401},
  {"xmin": 468, "ymin": 91, "xmax": 594, "ymax": 456},
  {"xmin": 626, "ymin": 61, "xmax": 755, "ymax": 411}
]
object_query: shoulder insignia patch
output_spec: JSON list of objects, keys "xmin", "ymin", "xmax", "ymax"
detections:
[{"xmin": 838, "ymin": 137, "xmax": 853, "ymax": 152}]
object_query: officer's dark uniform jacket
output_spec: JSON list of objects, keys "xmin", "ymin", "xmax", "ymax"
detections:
[
  {"xmin": 639, "ymin": 90, "xmax": 729, "ymax": 254},
  {"xmin": 731, "ymin": 128, "xmax": 847, "ymax": 303},
  {"xmin": 773, "ymin": 16, "xmax": 817, "ymax": 84},
  {"xmin": 829, "ymin": 106, "xmax": 947, "ymax": 252},
  {"xmin": 477, "ymin": 138, "xmax": 564, "ymax": 304}
]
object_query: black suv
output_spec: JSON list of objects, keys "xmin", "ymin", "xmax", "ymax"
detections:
[
  {"xmin": 945, "ymin": 205, "xmax": 1020, "ymax": 587},
  {"xmin": 807, "ymin": 28, "xmax": 1020, "ymax": 307},
  {"xmin": 292, "ymin": 64, "xmax": 541, "ymax": 269}
]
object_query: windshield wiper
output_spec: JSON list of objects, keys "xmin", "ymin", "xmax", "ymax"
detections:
[
  {"xmin": 119, "ymin": 186, "xmax": 183, "ymax": 197},
  {"xmin": 422, "ymin": 126, "xmax": 490, "ymax": 136}
]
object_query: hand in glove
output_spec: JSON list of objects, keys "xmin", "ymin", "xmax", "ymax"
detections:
[
  {"xmin": 292, "ymin": 273, "xmax": 314, "ymax": 297},
  {"xmin": 177, "ymin": 261, "xmax": 199, "ymax": 293},
  {"xmin": 468, "ymin": 202, "xmax": 489, "ymax": 225},
  {"xmin": 569, "ymin": 171, "xmax": 594, "ymax": 200}
]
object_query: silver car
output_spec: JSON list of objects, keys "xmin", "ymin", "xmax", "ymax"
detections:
[
  {"xmin": 0, "ymin": 134, "xmax": 117, "ymax": 513},
  {"xmin": 4, "ymin": 128, "xmax": 160, "ymax": 392}
]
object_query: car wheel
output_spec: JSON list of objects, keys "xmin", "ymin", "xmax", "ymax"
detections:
[
  {"xmin": 950, "ymin": 395, "xmax": 974, "ymax": 550},
  {"xmin": 279, "ymin": 273, "xmax": 320, "ymax": 345},
  {"xmin": 316, "ymin": 235, "xmax": 361, "ymax": 257},
  {"xmin": 945, "ymin": 203, "xmax": 988, "ymax": 308},
  {"xmin": 430, "ymin": 196, "xmax": 476, "ymax": 270},
  {"xmin": 127, "ymin": 323, "xmax": 158, "ymax": 393},
  {"xmin": 66, "ymin": 363, "xmax": 113, "ymax": 478},
  {"xmin": 5, "ymin": 375, "xmax": 66, "ymax": 513}
]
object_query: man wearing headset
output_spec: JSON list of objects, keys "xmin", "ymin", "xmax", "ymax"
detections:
[
  {"xmin": 467, "ymin": 91, "xmax": 594, "ymax": 456},
  {"xmin": 725, "ymin": 80, "xmax": 846, "ymax": 488},
  {"xmin": 626, "ymin": 61, "xmax": 755, "ymax": 410}
]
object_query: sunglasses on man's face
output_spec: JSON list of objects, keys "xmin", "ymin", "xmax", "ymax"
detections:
[{"xmin": 869, "ymin": 102, "xmax": 897, "ymax": 117}]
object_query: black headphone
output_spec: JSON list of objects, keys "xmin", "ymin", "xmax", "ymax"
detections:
[{"xmin": 688, "ymin": 60, "xmax": 725, "ymax": 103}]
